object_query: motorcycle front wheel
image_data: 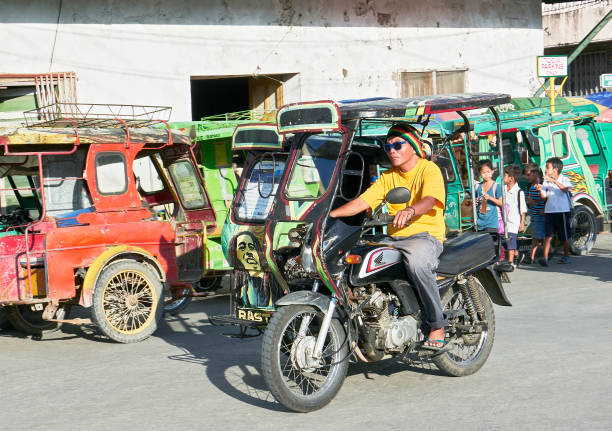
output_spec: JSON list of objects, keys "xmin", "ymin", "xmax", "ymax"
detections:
[
  {"xmin": 433, "ymin": 277, "xmax": 495, "ymax": 377},
  {"xmin": 261, "ymin": 305, "xmax": 348, "ymax": 413}
]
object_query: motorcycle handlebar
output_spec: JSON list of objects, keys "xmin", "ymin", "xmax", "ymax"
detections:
[{"xmin": 362, "ymin": 213, "xmax": 396, "ymax": 227}]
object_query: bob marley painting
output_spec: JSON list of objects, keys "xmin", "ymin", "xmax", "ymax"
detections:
[{"xmin": 231, "ymin": 231, "xmax": 281, "ymax": 309}]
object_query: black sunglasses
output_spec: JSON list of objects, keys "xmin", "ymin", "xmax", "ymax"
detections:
[{"xmin": 383, "ymin": 140, "xmax": 409, "ymax": 152}]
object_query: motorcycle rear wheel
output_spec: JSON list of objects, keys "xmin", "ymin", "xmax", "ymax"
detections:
[
  {"xmin": 261, "ymin": 305, "xmax": 348, "ymax": 413},
  {"xmin": 433, "ymin": 278, "xmax": 495, "ymax": 377}
]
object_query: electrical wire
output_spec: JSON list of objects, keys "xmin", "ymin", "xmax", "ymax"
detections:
[{"xmin": 49, "ymin": 0, "xmax": 63, "ymax": 72}]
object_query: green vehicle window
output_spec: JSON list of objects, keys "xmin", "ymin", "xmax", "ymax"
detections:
[
  {"xmin": 168, "ymin": 160, "xmax": 207, "ymax": 209},
  {"xmin": 552, "ymin": 131, "xmax": 569, "ymax": 159},
  {"xmin": 286, "ymin": 133, "xmax": 344, "ymax": 200},
  {"xmin": 575, "ymin": 126, "xmax": 600, "ymax": 156}
]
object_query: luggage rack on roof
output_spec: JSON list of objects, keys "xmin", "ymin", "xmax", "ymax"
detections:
[{"xmin": 23, "ymin": 103, "xmax": 172, "ymax": 128}]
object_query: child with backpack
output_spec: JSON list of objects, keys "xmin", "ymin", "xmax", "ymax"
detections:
[
  {"xmin": 503, "ymin": 165, "xmax": 527, "ymax": 269},
  {"xmin": 535, "ymin": 157, "xmax": 573, "ymax": 266},
  {"xmin": 525, "ymin": 163, "xmax": 546, "ymax": 264}
]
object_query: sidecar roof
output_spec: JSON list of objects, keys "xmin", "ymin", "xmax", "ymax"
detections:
[{"xmin": 338, "ymin": 93, "xmax": 511, "ymax": 121}]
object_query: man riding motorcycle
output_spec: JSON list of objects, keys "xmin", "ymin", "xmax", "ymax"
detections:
[{"xmin": 329, "ymin": 123, "xmax": 448, "ymax": 350}]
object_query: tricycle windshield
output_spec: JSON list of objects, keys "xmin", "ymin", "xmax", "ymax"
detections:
[
  {"xmin": 285, "ymin": 132, "xmax": 344, "ymax": 200},
  {"xmin": 234, "ymin": 154, "xmax": 287, "ymax": 222},
  {"xmin": 168, "ymin": 160, "xmax": 207, "ymax": 210}
]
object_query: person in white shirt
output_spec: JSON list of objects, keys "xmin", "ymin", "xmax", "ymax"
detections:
[
  {"xmin": 503, "ymin": 165, "xmax": 527, "ymax": 269},
  {"xmin": 535, "ymin": 157, "xmax": 573, "ymax": 266}
]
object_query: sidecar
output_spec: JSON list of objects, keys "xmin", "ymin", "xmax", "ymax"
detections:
[
  {"xmin": 0, "ymin": 103, "xmax": 216, "ymax": 342},
  {"xmin": 208, "ymin": 123, "xmax": 295, "ymax": 330},
  {"xmin": 216, "ymin": 94, "xmax": 513, "ymax": 332}
]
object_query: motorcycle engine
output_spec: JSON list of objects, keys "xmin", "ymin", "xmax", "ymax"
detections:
[
  {"xmin": 283, "ymin": 255, "xmax": 317, "ymax": 281},
  {"xmin": 357, "ymin": 287, "xmax": 418, "ymax": 352}
]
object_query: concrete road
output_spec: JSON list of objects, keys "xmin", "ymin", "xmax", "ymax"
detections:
[{"xmin": 2, "ymin": 236, "xmax": 612, "ymax": 431}]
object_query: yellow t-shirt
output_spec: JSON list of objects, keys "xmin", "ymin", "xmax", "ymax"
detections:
[{"xmin": 360, "ymin": 159, "xmax": 446, "ymax": 242}]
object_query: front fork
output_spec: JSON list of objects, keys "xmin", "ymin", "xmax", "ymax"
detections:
[{"xmin": 295, "ymin": 280, "xmax": 337, "ymax": 360}]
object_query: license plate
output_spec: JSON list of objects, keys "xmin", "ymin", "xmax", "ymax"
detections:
[{"xmin": 237, "ymin": 308, "xmax": 272, "ymax": 323}]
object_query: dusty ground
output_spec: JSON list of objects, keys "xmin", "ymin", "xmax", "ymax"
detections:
[{"xmin": 1, "ymin": 236, "xmax": 611, "ymax": 431}]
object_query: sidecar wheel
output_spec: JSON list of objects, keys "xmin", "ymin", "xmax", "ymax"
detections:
[
  {"xmin": 5, "ymin": 303, "xmax": 70, "ymax": 336},
  {"xmin": 261, "ymin": 305, "xmax": 348, "ymax": 413},
  {"xmin": 91, "ymin": 260, "xmax": 162, "ymax": 343},
  {"xmin": 433, "ymin": 278, "xmax": 495, "ymax": 377},
  {"xmin": 0, "ymin": 306, "xmax": 12, "ymax": 330}
]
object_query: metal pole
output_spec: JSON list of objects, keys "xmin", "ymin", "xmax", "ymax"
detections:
[
  {"xmin": 489, "ymin": 106, "xmax": 507, "ymax": 240},
  {"xmin": 535, "ymin": 9, "xmax": 612, "ymax": 97}
]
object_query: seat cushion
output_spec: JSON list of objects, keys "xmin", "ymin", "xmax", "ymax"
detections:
[{"xmin": 437, "ymin": 232, "xmax": 495, "ymax": 275}]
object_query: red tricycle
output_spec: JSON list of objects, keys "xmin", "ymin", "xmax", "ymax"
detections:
[{"xmin": 0, "ymin": 103, "xmax": 216, "ymax": 342}]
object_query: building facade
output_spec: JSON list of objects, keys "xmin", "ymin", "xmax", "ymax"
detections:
[
  {"xmin": 544, "ymin": 0, "xmax": 612, "ymax": 95},
  {"xmin": 1, "ymin": 0, "xmax": 543, "ymax": 121}
]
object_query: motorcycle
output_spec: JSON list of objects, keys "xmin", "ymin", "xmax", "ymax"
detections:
[{"xmin": 261, "ymin": 186, "xmax": 512, "ymax": 412}]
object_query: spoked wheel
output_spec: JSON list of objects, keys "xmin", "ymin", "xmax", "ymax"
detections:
[
  {"xmin": 164, "ymin": 286, "xmax": 193, "ymax": 316},
  {"xmin": 91, "ymin": 260, "xmax": 162, "ymax": 343},
  {"xmin": 569, "ymin": 205, "xmax": 597, "ymax": 255},
  {"xmin": 433, "ymin": 277, "xmax": 495, "ymax": 377},
  {"xmin": 196, "ymin": 276, "xmax": 223, "ymax": 293},
  {"xmin": 261, "ymin": 305, "xmax": 348, "ymax": 413},
  {"xmin": 5, "ymin": 303, "xmax": 70, "ymax": 336},
  {"xmin": 0, "ymin": 306, "xmax": 12, "ymax": 330}
]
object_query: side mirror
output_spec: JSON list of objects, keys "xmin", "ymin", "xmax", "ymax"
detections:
[{"xmin": 385, "ymin": 187, "xmax": 411, "ymax": 204}]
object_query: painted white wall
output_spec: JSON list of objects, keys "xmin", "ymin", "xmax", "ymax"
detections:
[
  {"xmin": 1, "ymin": 0, "xmax": 543, "ymax": 120},
  {"xmin": 544, "ymin": 3, "xmax": 612, "ymax": 48}
]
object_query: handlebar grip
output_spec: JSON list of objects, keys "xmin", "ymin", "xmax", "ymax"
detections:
[{"xmin": 363, "ymin": 213, "xmax": 396, "ymax": 227}]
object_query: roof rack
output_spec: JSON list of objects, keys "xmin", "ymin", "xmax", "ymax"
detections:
[
  {"xmin": 199, "ymin": 109, "xmax": 276, "ymax": 123},
  {"xmin": 23, "ymin": 103, "xmax": 172, "ymax": 128}
]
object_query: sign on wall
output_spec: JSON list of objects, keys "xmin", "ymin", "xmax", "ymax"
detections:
[
  {"xmin": 537, "ymin": 56, "xmax": 568, "ymax": 78},
  {"xmin": 600, "ymin": 73, "xmax": 612, "ymax": 88}
]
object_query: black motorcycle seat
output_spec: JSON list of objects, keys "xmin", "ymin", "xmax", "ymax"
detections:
[{"xmin": 437, "ymin": 232, "xmax": 496, "ymax": 275}]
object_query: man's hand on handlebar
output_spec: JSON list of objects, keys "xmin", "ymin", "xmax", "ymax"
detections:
[{"xmin": 392, "ymin": 206, "xmax": 415, "ymax": 228}]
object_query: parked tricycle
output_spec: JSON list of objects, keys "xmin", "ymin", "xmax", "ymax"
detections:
[{"xmin": 0, "ymin": 103, "xmax": 216, "ymax": 342}]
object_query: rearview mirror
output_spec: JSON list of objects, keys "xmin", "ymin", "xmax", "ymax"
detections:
[{"xmin": 385, "ymin": 187, "xmax": 411, "ymax": 204}]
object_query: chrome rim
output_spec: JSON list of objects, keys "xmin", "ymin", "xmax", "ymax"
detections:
[
  {"xmin": 444, "ymin": 291, "xmax": 488, "ymax": 366},
  {"xmin": 163, "ymin": 295, "xmax": 190, "ymax": 312},
  {"xmin": 276, "ymin": 310, "xmax": 341, "ymax": 397}
]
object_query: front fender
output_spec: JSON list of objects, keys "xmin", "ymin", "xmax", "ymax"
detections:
[
  {"xmin": 275, "ymin": 290, "xmax": 346, "ymax": 319},
  {"xmin": 473, "ymin": 267, "xmax": 512, "ymax": 306},
  {"xmin": 275, "ymin": 290, "xmax": 332, "ymax": 313},
  {"xmin": 80, "ymin": 246, "xmax": 165, "ymax": 307}
]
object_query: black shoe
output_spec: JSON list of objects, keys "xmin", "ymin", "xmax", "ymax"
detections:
[
  {"xmin": 523, "ymin": 257, "xmax": 533, "ymax": 265},
  {"xmin": 538, "ymin": 258, "xmax": 549, "ymax": 267},
  {"xmin": 497, "ymin": 261, "xmax": 515, "ymax": 272}
]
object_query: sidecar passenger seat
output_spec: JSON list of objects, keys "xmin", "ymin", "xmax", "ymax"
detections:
[{"xmin": 437, "ymin": 232, "xmax": 496, "ymax": 275}]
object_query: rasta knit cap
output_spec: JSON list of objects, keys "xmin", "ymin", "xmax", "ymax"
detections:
[{"xmin": 386, "ymin": 123, "xmax": 426, "ymax": 158}]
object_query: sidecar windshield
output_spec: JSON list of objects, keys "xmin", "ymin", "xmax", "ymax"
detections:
[
  {"xmin": 285, "ymin": 133, "xmax": 344, "ymax": 200},
  {"xmin": 234, "ymin": 154, "xmax": 287, "ymax": 222}
]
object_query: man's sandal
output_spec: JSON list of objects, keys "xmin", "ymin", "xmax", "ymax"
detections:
[{"xmin": 422, "ymin": 338, "xmax": 449, "ymax": 351}]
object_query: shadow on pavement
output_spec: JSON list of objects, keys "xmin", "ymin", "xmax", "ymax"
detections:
[
  {"xmin": 158, "ymin": 295, "xmax": 288, "ymax": 412},
  {"xmin": 0, "ymin": 306, "xmax": 113, "ymax": 343},
  {"xmin": 157, "ymin": 294, "xmax": 444, "ymax": 411},
  {"xmin": 517, "ymin": 250, "xmax": 612, "ymax": 283}
]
